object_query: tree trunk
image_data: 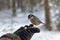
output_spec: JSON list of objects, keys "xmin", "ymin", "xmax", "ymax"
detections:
[
  {"xmin": 57, "ymin": 9, "xmax": 60, "ymax": 31},
  {"xmin": 44, "ymin": 0, "xmax": 52, "ymax": 30},
  {"xmin": 17, "ymin": 0, "xmax": 20, "ymax": 8},
  {"xmin": 30, "ymin": 0, "xmax": 34, "ymax": 13},
  {"xmin": 20, "ymin": 0, "xmax": 26, "ymax": 12},
  {"xmin": 6, "ymin": 0, "xmax": 10, "ymax": 9},
  {"xmin": 0, "ymin": 0, "xmax": 4, "ymax": 10},
  {"xmin": 12, "ymin": 0, "xmax": 16, "ymax": 17},
  {"xmin": 0, "ymin": 0, "xmax": 2, "ymax": 10},
  {"xmin": 20, "ymin": 0, "xmax": 23, "ymax": 12}
]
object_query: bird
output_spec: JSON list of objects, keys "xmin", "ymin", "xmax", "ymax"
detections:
[{"xmin": 28, "ymin": 14, "xmax": 44, "ymax": 27}]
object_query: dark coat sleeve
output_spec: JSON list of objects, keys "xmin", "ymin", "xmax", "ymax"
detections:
[{"xmin": 0, "ymin": 33, "xmax": 21, "ymax": 40}]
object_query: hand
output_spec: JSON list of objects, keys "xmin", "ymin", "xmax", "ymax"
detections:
[{"xmin": 14, "ymin": 24, "xmax": 40, "ymax": 40}]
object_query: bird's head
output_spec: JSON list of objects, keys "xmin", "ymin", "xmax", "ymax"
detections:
[{"xmin": 28, "ymin": 14, "xmax": 34, "ymax": 19}]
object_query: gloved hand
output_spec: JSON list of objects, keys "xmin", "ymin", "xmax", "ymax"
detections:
[{"xmin": 14, "ymin": 24, "xmax": 40, "ymax": 40}]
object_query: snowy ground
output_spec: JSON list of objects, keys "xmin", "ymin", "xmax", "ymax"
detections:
[
  {"xmin": 0, "ymin": 7, "xmax": 60, "ymax": 40},
  {"xmin": 31, "ymin": 31, "xmax": 60, "ymax": 40}
]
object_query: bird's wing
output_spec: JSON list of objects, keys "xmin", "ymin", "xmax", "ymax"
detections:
[{"xmin": 33, "ymin": 15, "xmax": 42, "ymax": 23}]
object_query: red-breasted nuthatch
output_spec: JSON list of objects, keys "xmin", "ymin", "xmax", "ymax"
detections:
[{"xmin": 28, "ymin": 14, "xmax": 44, "ymax": 27}]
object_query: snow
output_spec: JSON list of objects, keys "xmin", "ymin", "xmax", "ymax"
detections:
[
  {"xmin": 0, "ymin": 7, "xmax": 60, "ymax": 40},
  {"xmin": 31, "ymin": 31, "xmax": 60, "ymax": 40}
]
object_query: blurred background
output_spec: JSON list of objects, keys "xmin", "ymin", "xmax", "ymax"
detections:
[{"xmin": 0, "ymin": 0, "xmax": 60, "ymax": 40}]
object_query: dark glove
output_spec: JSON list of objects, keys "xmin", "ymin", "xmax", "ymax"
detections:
[{"xmin": 14, "ymin": 24, "xmax": 40, "ymax": 40}]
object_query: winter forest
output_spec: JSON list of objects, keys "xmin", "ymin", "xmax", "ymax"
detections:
[{"xmin": 0, "ymin": 0, "xmax": 60, "ymax": 40}]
